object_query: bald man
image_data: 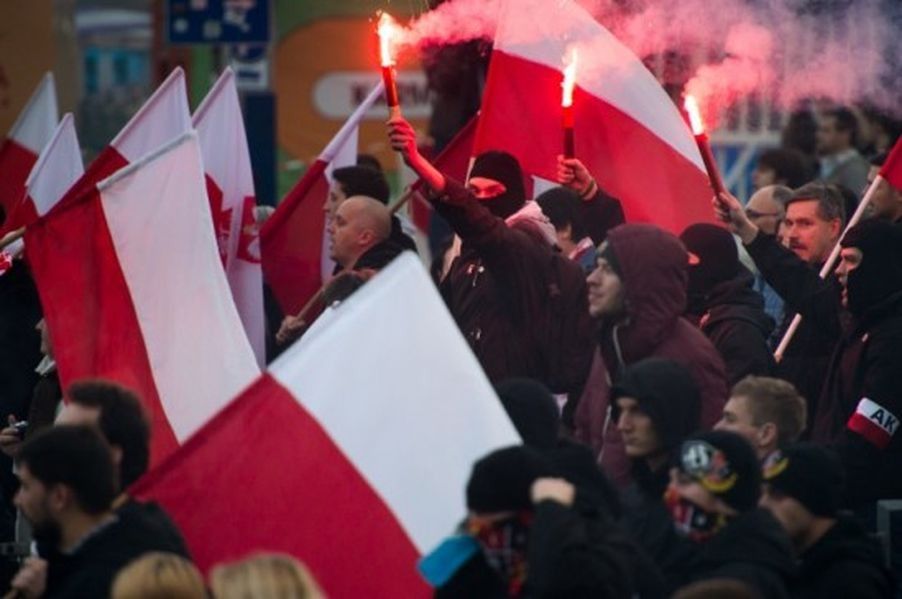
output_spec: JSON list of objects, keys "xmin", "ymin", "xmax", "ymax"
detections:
[{"xmin": 328, "ymin": 195, "xmax": 395, "ymax": 271}]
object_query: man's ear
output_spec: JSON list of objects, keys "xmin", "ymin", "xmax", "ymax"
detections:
[
  {"xmin": 110, "ymin": 445, "xmax": 124, "ymax": 470},
  {"xmin": 48, "ymin": 484, "xmax": 71, "ymax": 513},
  {"xmin": 758, "ymin": 422, "xmax": 777, "ymax": 451},
  {"xmin": 830, "ymin": 218, "xmax": 843, "ymax": 240}
]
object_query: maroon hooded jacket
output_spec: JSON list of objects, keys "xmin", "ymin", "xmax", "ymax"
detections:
[{"xmin": 574, "ymin": 224, "xmax": 728, "ymax": 486}]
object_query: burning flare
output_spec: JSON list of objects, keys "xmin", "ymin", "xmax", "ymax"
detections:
[
  {"xmin": 561, "ymin": 48, "xmax": 578, "ymax": 108},
  {"xmin": 684, "ymin": 94, "xmax": 705, "ymax": 136},
  {"xmin": 378, "ymin": 12, "xmax": 400, "ymax": 67}
]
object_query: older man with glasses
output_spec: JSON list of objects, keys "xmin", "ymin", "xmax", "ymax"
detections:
[{"xmin": 739, "ymin": 185, "xmax": 793, "ymax": 323}]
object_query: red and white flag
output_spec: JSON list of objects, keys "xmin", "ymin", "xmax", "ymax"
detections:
[
  {"xmin": 880, "ymin": 137, "xmax": 902, "ymax": 192},
  {"xmin": 474, "ymin": 0, "xmax": 715, "ymax": 233},
  {"xmin": 14, "ymin": 113, "xmax": 85, "ymax": 226},
  {"xmin": 49, "ymin": 68, "xmax": 191, "ymax": 218},
  {"xmin": 193, "ymin": 68, "xmax": 266, "ymax": 366},
  {"xmin": 133, "ymin": 252, "xmax": 520, "ymax": 596},
  {"xmin": 0, "ymin": 73, "xmax": 58, "ymax": 233},
  {"xmin": 260, "ymin": 82, "xmax": 383, "ymax": 316},
  {"xmin": 26, "ymin": 132, "xmax": 259, "ymax": 467}
]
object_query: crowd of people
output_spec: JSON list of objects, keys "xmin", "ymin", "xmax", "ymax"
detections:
[{"xmin": 0, "ymin": 90, "xmax": 900, "ymax": 597}]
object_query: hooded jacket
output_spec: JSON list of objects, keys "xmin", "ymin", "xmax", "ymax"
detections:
[
  {"xmin": 433, "ymin": 179, "xmax": 594, "ymax": 394},
  {"xmin": 696, "ymin": 270, "xmax": 776, "ymax": 385},
  {"xmin": 792, "ymin": 513, "xmax": 893, "ymax": 599},
  {"xmin": 688, "ymin": 508, "xmax": 796, "ymax": 599},
  {"xmin": 574, "ymin": 224, "xmax": 728, "ymax": 486}
]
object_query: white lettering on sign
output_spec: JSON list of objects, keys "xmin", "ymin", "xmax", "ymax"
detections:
[{"xmin": 313, "ymin": 71, "xmax": 432, "ymax": 120}]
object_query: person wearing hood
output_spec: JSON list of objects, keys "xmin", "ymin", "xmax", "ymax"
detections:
[
  {"xmin": 573, "ymin": 223, "xmax": 728, "ymax": 486},
  {"xmin": 680, "ymin": 223, "xmax": 776, "ymax": 385},
  {"xmin": 759, "ymin": 443, "xmax": 893, "ymax": 599},
  {"xmin": 813, "ymin": 219, "xmax": 902, "ymax": 510},
  {"xmin": 612, "ymin": 359, "xmax": 702, "ymax": 593},
  {"xmin": 430, "ymin": 445, "xmax": 641, "ymax": 598},
  {"xmin": 668, "ymin": 431, "xmax": 796, "ymax": 598},
  {"xmin": 387, "ymin": 117, "xmax": 593, "ymax": 395}
]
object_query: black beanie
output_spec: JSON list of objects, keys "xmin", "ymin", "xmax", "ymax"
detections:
[
  {"xmin": 840, "ymin": 218, "xmax": 902, "ymax": 317},
  {"xmin": 469, "ymin": 151, "xmax": 527, "ymax": 219},
  {"xmin": 610, "ymin": 359, "xmax": 701, "ymax": 451},
  {"xmin": 495, "ymin": 378, "xmax": 560, "ymax": 451},
  {"xmin": 466, "ymin": 446, "xmax": 557, "ymax": 513},
  {"xmin": 680, "ymin": 223, "xmax": 740, "ymax": 297},
  {"xmin": 678, "ymin": 431, "xmax": 761, "ymax": 512},
  {"xmin": 763, "ymin": 443, "xmax": 844, "ymax": 517},
  {"xmin": 332, "ymin": 165, "xmax": 390, "ymax": 204}
]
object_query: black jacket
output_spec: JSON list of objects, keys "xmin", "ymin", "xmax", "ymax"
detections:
[
  {"xmin": 620, "ymin": 463, "xmax": 698, "ymax": 594},
  {"xmin": 812, "ymin": 292, "xmax": 902, "ymax": 507},
  {"xmin": 436, "ymin": 499, "xmax": 650, "ymax": 598},
  {"xmin": 434, "ymin": 180, "xmax": 593, "ymax": 393},
  {"xmin": 744, "ymin": 232, "xmax": 843, "ymax": 424},
  {"xmin": 697, "ymin": 270, "xmax": 776, "ymax": 385},
  {"xmin": 43, "ymin": 501, "xmax": 191, "ymax": 597},
  {"xmin": 689, "ymin": 508, "xmax": 796, "ymax": 599},
  {"xmin": 792, "ymin": 513, "xmax": 892, "ymax": 599}
]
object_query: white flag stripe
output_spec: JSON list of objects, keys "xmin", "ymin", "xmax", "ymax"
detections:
[
  {"xmin": 8, "ymin": 73, "xmax": 58, "ymax": 153},
  {"xmin": 25, "ymin": 114, "xmax": 84, "ymax": 216},
  {"xmin": 99, "ymin": 132, "xmax": 259, "ymax": 441},
  {"xmin": 270, "ymin": 253, "xmax": 521, "ymax": 554},
  {"xmin": 112, "ymin": 67, "xmax": 191, "ymax": 161}
]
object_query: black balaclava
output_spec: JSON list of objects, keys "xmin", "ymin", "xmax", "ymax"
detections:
[
  {"xmin": 469, "ymin": 151, "xmax": 527, "ymax": 219},
  {"xmin": 680, "ymin": 223, "xmax": 740, "ymax": 315},
  {"xmin": 840, "ymin": 219, "xmax": 902, "ymax": 317}
]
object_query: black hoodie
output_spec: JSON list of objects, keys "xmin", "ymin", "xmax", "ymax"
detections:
[
  {"xmin": 695, "ymin": 270, "xmax": 776, "ymax": 385},
  {"xmin": 793, "ymin": 513, "xmax": 893, "ymax": 599},
  {"xmin": 690, "ymin": 507, "xmax": 796, "ymax": 599}
]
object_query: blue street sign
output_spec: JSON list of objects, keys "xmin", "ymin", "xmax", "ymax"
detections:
[{"xmin": 167, "ymin": 0, "xmax": 270, "ymax": 45}]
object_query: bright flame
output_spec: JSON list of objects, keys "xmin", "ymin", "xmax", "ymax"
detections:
[
  {"xmin": 377, "ymin": 12, "xmax": 400, "ymax": 67},
  {"xmin": 684, "ymin": 94, "xmax": 705, "ymax": 135},
  {"xmin": 561, "ymin": 48, "xmax": 578, "ymax": 108}
]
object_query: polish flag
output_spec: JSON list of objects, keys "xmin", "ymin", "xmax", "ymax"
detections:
[
  {"xmin": 474, "ymin": 0, "xmax": 714, "ymax": 233},
  {"xmin": 193, "ymin": 68, "xmax": 266, "ymax": 366},
  {"xmin": 133, "ymin": 253, "xmax": 520, "ymax": 596},
  {"xmin": 48, "ymin": 68, "xmax": 191, "ymax": 218},
  {"xmin": 260, "ymin": 82, "xmax": 383, "ymax": 315},
  {"xmin": 26, "ymin": 133, "xmax": 259, "ymax": 466},
  {"xmin": 880, "ymin": 138, "xmax": 902, "ymax": 192},
  {"xmin": 0, "ymin": 73, "xmax": 58, "ymax": 233},
  {"xmin": 15, "ymin": 114, "xmax": 84, "ymax": 226}
]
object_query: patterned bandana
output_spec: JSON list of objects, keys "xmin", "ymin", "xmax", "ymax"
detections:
[{"xmin": 468, "ymin": 511, "xmax": 533, "ymax": 596}]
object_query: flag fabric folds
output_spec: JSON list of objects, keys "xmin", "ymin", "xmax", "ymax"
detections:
[
  {"xmin": 474, "ymin": 0, "xmax": 716, "ymax": 233},
  {"xmin": 26, "ymin": 132, "xmax": 259, "ymax": 467},
  {"xmin": 193, "ymin": 67, "xmax": 266, "ymax": 366},
  {"xmin": 134, "ymin": 253, "xmax": 520, "ymax": 596}
]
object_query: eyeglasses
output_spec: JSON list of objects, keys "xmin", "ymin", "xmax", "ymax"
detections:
[{"xmin": 745, "ymin": 209, "xmax": 782, "ymax": 220}]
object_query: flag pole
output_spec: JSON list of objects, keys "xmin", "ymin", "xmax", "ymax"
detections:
[
  {"xmin": 0, "ymin": 228, "xmax": 24, "ymax": 251},
  {"xmin": 774, "ymin": 175, "xmax": 883, "ymax": 362}
]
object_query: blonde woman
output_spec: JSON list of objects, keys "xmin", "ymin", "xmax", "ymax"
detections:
[
  {"xmin": 210, "ymin": 553, "xmax": 324, "ymax": 599},
  {"xmin": 111, "ymin": 552, "xmax": 206, "ymax": 599}
]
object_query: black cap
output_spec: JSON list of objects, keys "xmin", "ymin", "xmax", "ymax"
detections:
[
  {"xmin": 763, "ymin": 443, "xmax": 844, "ymax": 517},
  {"xmin": 680, "ymin": 223, "xmax": 740, "ymax": 295},
  {"xmin": 469, "ymin": 151, "xmax": 527, "ymax": 219},
  {"xmin": 840, "ymin": 219, "xmax": 902, "ymax": 316},
  {"xmin": 495, "ymin": 378, "xmax": 559, "ymax": 451}
]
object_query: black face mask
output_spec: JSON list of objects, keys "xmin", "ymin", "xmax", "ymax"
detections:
[
  {"xmin": 481, "ymin": 192, "xmax": 525, "ymax": 220},
  {"xmin": 842, "ymin": 221, "xmax": 902, "ymax": 317}
]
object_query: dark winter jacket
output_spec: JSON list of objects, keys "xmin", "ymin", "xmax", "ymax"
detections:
[
  {"xmin": 812, "ymin": 292, "xmax": 902, "ymax": 507},
  {"xmin": 353, "ymin": 239, "xmax": 408, "ymax": 272},
  {"xmin": 620, "ymin": 463, "xmax": 698, "ymax": 594},
  {"xmin": 697, "ymin": 270, "xmax": 776, "ymax": 385},
  {"xmin": 434, "ymin": 180, "xmax": 593, "ymax": 394},
  {"xmin": 689, "ymin": 508, "xmax": 796, "ymax": 599},
  {"xmin": 435, "ymin": 498, "xmax": 655, "ymax": 598},
  {"xmin": 744, "ymin": 232, "xmax": 843, "ymax": 424},
  {"xmin": 574, "ymin": 224, "xmax": 728, "ymax": 486},
  {"xmin": 792, "ymin": 513, "xmax": 893, "ymax": 599}
]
